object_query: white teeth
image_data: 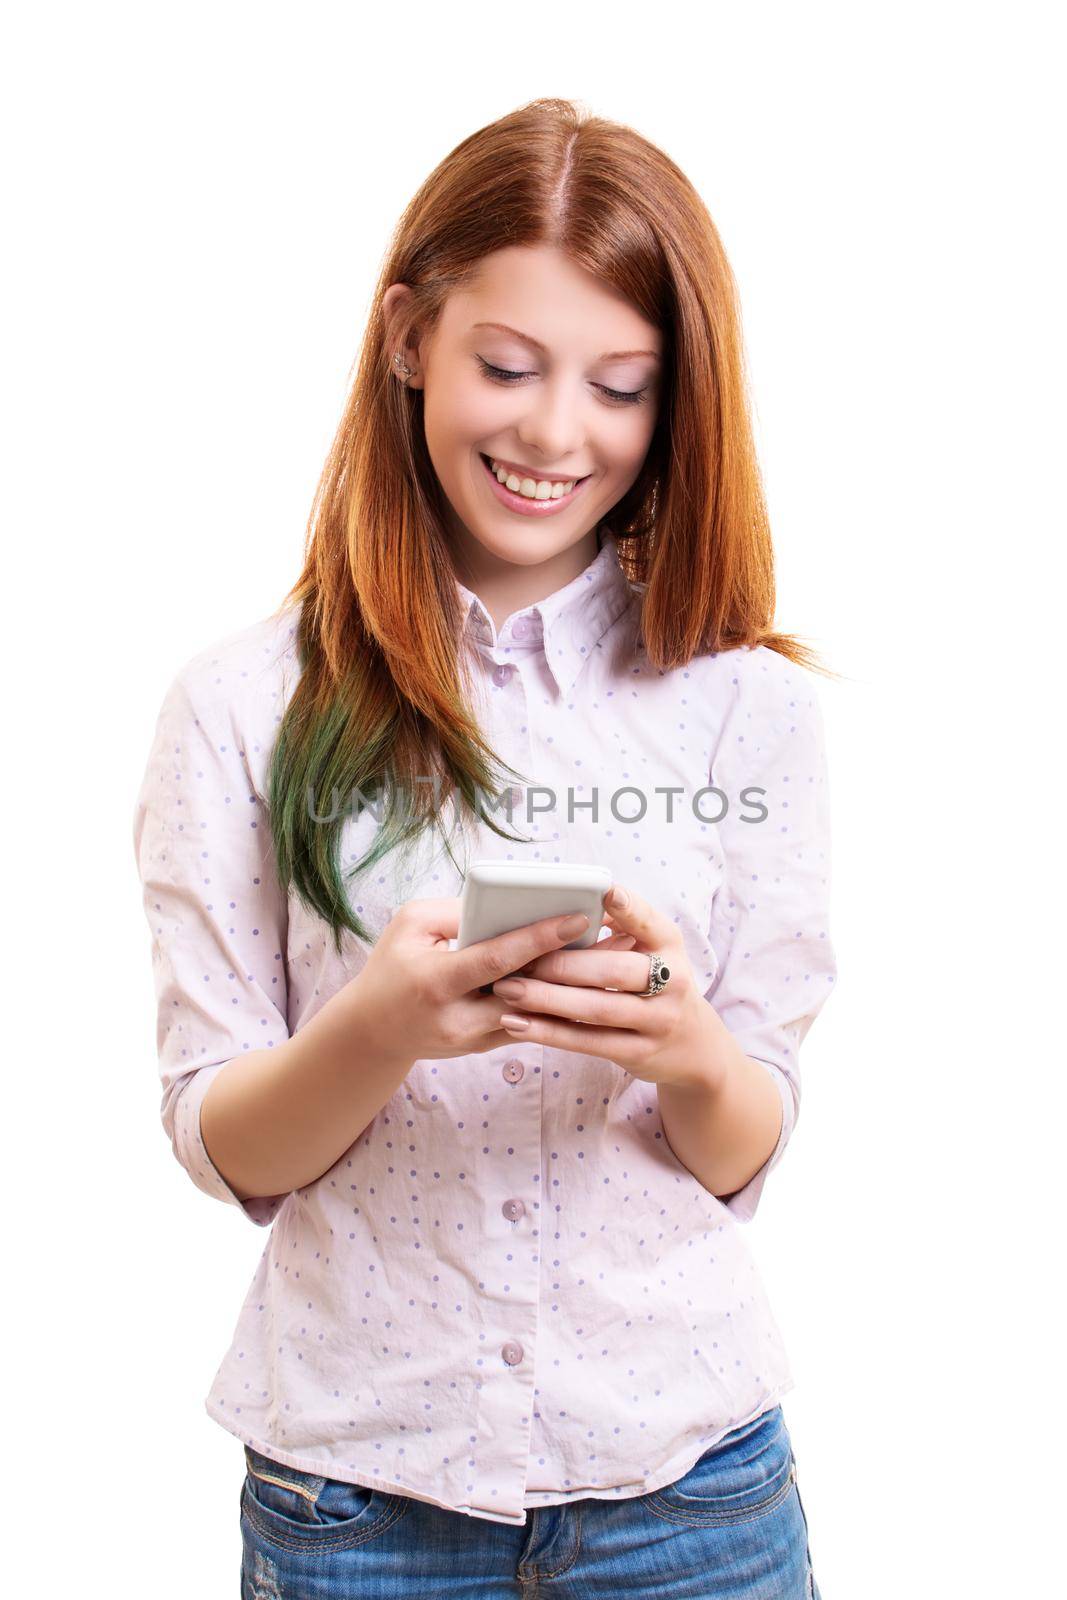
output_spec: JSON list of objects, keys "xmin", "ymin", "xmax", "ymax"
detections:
[{"xmin": 490, "ymin": 457, "xmax": 578, "ymax": 499}]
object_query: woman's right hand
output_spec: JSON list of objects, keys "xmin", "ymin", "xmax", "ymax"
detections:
[{"xmin": 349, "ymin": 897, "xmax": 637, "ymax": 1063}]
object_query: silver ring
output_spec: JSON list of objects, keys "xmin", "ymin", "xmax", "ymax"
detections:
[{"xmin": 639, "ymin": 951, "xmax": 671, "ymax": 997}]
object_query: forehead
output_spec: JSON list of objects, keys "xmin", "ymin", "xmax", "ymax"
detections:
[{"xmin": 441, "ymin": 245, "xmax": 663, "ymax": 359}]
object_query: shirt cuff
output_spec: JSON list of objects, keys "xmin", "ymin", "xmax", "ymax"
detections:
[
  {"xmin": 716, "ymin": 1059, "xmax": 797, "ymax": 1224},
  {"xmin": 172, "ymin": 1061, "xmax": 288, "ymax": 1228}
]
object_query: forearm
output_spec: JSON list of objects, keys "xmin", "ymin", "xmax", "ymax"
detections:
[
  {"xmin": 657, "ymin": 1019, "xmax": 785, "ymax": 1202},
  {"xmin": 199, "ymin": 975, "xmax": 414, "ymax": 1202}
]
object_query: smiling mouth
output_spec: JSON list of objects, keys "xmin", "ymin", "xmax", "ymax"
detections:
[{"xmin": 479, "ymin": 453, "xmax": 590, "ymax": 487}]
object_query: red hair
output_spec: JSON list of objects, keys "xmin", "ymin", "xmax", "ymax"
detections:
[{"xmin": 267, "ymin": 97, "xmax": 837, "ymax": 953}]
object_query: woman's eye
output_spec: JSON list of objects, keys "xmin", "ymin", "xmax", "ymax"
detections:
[
  {"xmin": 477, "ymin": 358, "xmax": 534, "ymax": 385},
  {"xmin": 599, "ymin": 382, "xmax": 649, "ymax": 405},
  {"xmin": 475, "ymin": 355, "xmax": 648, "ymax": 406}
]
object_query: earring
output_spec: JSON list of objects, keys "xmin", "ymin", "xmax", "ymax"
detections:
[{"xmin": 393, "ymin": 352, "xmax": 415, "ymax": 383}]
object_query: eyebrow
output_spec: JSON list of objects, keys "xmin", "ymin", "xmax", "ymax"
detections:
[{"xmin": 470, "ymin": 321, "xmax": 661, "ymax": 363}]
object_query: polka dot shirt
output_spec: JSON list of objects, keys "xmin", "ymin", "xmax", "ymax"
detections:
[{"xmin": 131, "ymin": 529, "xmax": 836, "ymax": 1527}]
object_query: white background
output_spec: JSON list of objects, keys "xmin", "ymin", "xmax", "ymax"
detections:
[{"xmin": 5, "ymin": 3, "xmax": 1064, "ymax": 1593}]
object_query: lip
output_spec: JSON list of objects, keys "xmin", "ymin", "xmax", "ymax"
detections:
[
  {"xmin": 488, "ymin": 454, "xmax": 588, "ymax": 483},
  {"xmin": 479, "ymin": 453, "xmax": 590, "ymax": 516}
]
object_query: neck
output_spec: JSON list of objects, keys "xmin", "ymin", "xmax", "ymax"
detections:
[{"xmin": 453, "ymin": 524, "xmax": 602, "ymax": 634}]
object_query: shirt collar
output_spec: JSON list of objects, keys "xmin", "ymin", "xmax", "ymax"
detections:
[{"xmin": 455, "ymin": 528, "xmax": 638, "ymax": 699}]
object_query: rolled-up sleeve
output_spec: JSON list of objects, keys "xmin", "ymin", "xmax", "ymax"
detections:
[
  {"xmin": 703, "ymin": 646, "xmax": 836, "ymax": 1223},
  {"xmin": 132, "ymin": 664, "xmax": 291, "ymax": 1227}
]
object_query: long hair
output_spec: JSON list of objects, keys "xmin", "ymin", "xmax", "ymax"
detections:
[{"xmin": 267, "ymin": 96, "xmax": 836, "ymax": 954}]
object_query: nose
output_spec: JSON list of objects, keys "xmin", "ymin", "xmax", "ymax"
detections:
[{"xmin": 513, "ymin": 376, "xmax": 588, "ymax": 469}]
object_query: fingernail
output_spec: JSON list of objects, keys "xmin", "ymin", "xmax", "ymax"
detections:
[
  {"xmin": 557, "ymin": 912, "xmax": 589, "ymax": 938},
  {"xmin": 607, "ymin": 886, "xmax": 630, "ymax": 909},
  {"xmin": 500, "ymin": 1013, "xmax": 529, "ymax": 1030}
]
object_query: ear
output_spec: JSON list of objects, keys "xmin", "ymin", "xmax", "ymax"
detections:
[{"xmin": 381, "ymin": 282, "xmax": 424, "ymax": 390}]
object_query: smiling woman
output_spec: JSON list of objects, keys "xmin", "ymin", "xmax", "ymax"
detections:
[
  {"xmin": 132, "ymin": 93, "xmax": 835, "ymax": 1600},
  {"xmin": 384, "ymin": 242, "xmax": 666, "ymax": 589}
]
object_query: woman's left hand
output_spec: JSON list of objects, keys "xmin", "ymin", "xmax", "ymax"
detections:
[{"xmin": 491, "ymin": 882, "xmax": 728, "ymax": 1090}]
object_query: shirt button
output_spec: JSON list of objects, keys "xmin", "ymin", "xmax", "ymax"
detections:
[
  {"xmin": 502, "ymin": 1197, "xmax": 525, "ymax": 1222},
  {"xmin": 492, "ymin": 663, "xmax": 514, "ymax": 687},
  {"xmin": 502, "ymin": 1058, "xmax": 524, "ymax": 1083},
  {"xmin": 501, "ymin": 1341, "xmax": 524, "ymax": 1366}
]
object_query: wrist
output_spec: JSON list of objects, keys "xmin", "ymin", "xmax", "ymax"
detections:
[
  {"xmin": 294, "ymin": 972, "xmax": 414, "ymax": 1083},
  {"xmin": 660, "ymin": 1054, "xmax": 728, "ymax": 1095},
  {"xmin": 346, "ymin": 971, "xmax": 418, "ymax": 1076},
  {"xmin": 659, "ymin": 1005, "xmax": 739, "ymax": 1094}
]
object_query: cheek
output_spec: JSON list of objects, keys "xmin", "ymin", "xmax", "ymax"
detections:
[
  {"xmin": 424, "ymin": 375, "xmax": 506, "ymax": 454},
  {"xmin": 596, "ymin": 448, "xmax": 650, "ymax": 502},
  {"xmin": 598, "ymin": 412, "xmax": 658, "ymax": 485}
]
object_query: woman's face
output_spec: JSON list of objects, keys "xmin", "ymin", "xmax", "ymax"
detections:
[{"xmin": 391, "ymin": 245, "xmax": 663, "ymax": 576}]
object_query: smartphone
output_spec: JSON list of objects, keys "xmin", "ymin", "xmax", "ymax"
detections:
[{"xmin": 457, "ymin": 860, "xmax": 614, "ymax": 994}]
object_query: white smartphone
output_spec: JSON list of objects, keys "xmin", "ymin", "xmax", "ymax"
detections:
[{"xmin": 458, "ymin": 860, "xmax": 614, "ymax": 994}]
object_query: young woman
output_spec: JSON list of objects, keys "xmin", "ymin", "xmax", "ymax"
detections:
[{"xmin": 134, "ymin": 97, "xmax": 835, "ymax": 1600}]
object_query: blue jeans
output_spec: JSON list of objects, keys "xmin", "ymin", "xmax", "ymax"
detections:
[{"xmin": 239, "ymin": 1403, "xmax": 821, "ymax": 1598}]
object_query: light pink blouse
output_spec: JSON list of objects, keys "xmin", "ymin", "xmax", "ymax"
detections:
[{"xmin": 132, "ymin": 529, "xmax": 836, "ymax": 1527}]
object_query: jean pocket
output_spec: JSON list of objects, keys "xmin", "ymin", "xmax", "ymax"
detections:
[
  {"xmin": 241, "ymin": 1445, "xmax": 407, "ymax": 1549},
  {"xmin": 643, "ymin": 1405, "xmax": 796, "ymax": 1526}
]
